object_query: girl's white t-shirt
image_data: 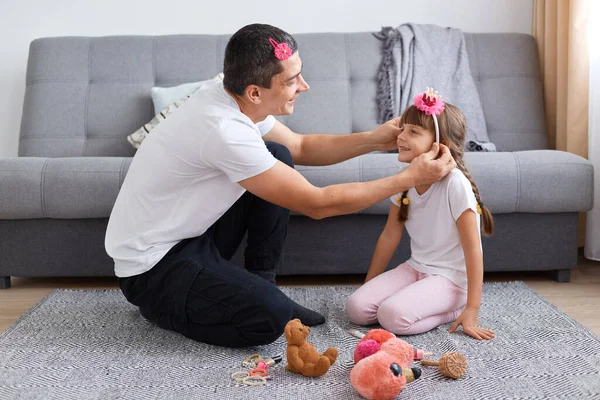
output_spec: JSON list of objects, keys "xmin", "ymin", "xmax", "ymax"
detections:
[
  {"xmin": 105, "ymin": 80, "xmax": 277, "ymax": 278},
  {"xmin": 390, "ymin": 168, "xmax": 481, "ymax": 289}
]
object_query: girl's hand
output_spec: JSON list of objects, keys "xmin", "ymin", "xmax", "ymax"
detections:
[{"xmin": 449, "ymin": 307, "xmax": 495, "ymax": 340}]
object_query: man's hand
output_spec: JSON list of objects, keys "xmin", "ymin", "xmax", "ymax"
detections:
[
  {"xmin": 404, "ymin": 142, "xmax": 456, "ymax": 186},
  {"xmin": 371, "ymin": 117, "xmax": 403, "ymax": 151}
]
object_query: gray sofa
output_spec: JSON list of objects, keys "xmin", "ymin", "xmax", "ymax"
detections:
[{"xmin": 0, "ymin": 32, "xmax": 594, "ymax": 289}]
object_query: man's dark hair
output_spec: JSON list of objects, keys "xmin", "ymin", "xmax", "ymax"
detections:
[{"xmin": 223, "ymin": 24, "xmax": 298, "ymax": 95}]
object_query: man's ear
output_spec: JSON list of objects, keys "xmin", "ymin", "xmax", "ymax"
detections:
[{"xmin": 245, "ymin": 85, "xmax": 262, "ymax": 105}]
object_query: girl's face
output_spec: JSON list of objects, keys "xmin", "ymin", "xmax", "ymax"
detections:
[{"xmin": 396, "ymin": 123, "xmax": 435, "ymax": 163}]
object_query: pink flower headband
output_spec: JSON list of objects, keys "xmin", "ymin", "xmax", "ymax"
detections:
[
  {"xmin": 414, "ymin": 87, "xmax": 445, "ymax": 143},
  {"xmin": 268, "ymin": 38, "xmax": 292, "ymax": 60}
]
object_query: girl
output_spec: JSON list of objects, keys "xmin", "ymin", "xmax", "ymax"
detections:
[{"xmin": 346, "ymin": 88, "xmax": 495, "ymax": 340}]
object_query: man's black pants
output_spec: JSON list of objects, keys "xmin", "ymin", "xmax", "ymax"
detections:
[{"xmin": 118, "ymin": 142, "xmax": 294, "ymax": 347}]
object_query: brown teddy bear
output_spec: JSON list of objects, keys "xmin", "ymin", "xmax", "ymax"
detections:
[{"xmin": 284, "ymin": 318, "xmax": 338, "ymax": 377}]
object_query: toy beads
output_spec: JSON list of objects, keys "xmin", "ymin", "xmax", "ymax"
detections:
[
  {"xmin": 241, "ymin": 353, "xmax": 282, "ymax": 368},
  {"xmin": 231, "ymin": 371, "xmax": 267, "ymax": 386},
  {"xmin": 233, "ymin": 353, "xmax": 283, "ymax": 386}
]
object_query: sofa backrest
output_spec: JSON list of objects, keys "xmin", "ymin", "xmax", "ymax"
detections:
[{"xmin": 19, "ymin": 32, "xmax": 547, "ymax": 157}]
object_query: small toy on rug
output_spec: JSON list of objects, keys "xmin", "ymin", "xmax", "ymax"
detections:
[
  {"xmin": 421, "ymin": 351, "xmax": 467, "ymax": 379},
  {"xmin": 284, "ymin": 318, "xmax": 338, "ymax": 377},
  {"xmin": 349, "ymin": 329, "xmax": 422, "ymax": 400},
  {"xmin": 351, "ymin": 352, "xmax": 421, "ymax": 400},
  {"xmin": 241, "ymin": 353, "xmax": 283, "ymax": 368},
  {"xmin": 350, "ymin": 328, "xmax": 431, "ymax": 363},
  {"xmin": 231, "ymin": 352, "xmax": 284, "ymax": 386},
  {"xmin": 231, "ymin": 370, "xmax": 268, "ymax": 386},
  {"xmin": 347, "ymin": 329, "xmax": 366, "ymax": 339}
]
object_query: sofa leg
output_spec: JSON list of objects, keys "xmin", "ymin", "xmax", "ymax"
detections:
[
  {"xmin": 552, "ymin": 269, "xmax": 571, "ymax": 283},
  {"xmin": 0, "ymin": 276, "xmax": 11, "ymax": 289}
]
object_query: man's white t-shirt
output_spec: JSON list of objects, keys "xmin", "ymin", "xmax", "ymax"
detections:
[
  {"xmin": 390, "ymin": 168, "xmax": 481, "ymax": 290},
  {"xmin": 105, "ymin": 80, "xmax": 277, "ymax": 278}
]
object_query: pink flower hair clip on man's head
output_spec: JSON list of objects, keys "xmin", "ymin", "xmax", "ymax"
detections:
[
  {"xmin": 268, "ymin": 38, "xmax": 292, "ymax": 60},
  {"xmin": 414, "ymin": 87, "xmax": 445, "ymax": 143}
]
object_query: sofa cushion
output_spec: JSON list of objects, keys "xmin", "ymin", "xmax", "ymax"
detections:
[
  {"xmin": 127, "ymin": 96, "xmax": 190, "ymax": 149},
  {"xmin": 19, "ymin": 33, "xmax": 547, "ymax": 158},
  {"xmin": 151, "ymin": 73, "xmax": 224, "ymax": 114},
  {"xmin": 128, "ymin": 73, "xmax": 225, "ymax": 149},
  {"xmin": 1, "ymin": 150, "xmax": 591, "ymax": 220}
]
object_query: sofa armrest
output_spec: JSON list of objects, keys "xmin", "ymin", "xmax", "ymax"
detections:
[
  {"xmin": 0, "ymin": 157, "xmax": 132, "ymax": 219},
  {"xmin": 465, "ymin": 150, "xmax": 593, "ymax": 213}
]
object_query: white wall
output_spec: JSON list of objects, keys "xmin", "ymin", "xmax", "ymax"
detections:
[
  {"xmin": 0, "ymin": 0, "xmax": 532, "ymax": 158},
  {"xmin": 585, "ymin": 0, "xmax": 600, "ymax": 261}
]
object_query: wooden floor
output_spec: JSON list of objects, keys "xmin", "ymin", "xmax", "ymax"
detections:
[{"xmin": 1, "ymin": 255, "xmax": 599, "ymax": 336}]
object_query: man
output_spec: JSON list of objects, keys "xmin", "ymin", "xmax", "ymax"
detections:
[{"xmin": 105, "ymin": 24, "xmax": 456, "ymax": 348}]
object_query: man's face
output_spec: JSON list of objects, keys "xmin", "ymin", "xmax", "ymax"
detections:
[{"xmin": 260, "ymin": 52, "xmax": 310, "ymax": 115}]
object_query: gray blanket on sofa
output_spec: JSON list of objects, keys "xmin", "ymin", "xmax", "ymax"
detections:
[{"xmin": 375, "ymin": 23, "xmax": 496, "ymax": 151}]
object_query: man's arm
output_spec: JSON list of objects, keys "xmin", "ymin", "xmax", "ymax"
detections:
[
  {"xmin": 239, "ymin": 142, "xmax": 455, "ymax": 220},
  {"xmin": 240, "ymin": 161, "xmax": 414, "ymax": 220},
  {"xmin": 262, "ymin": 119, "xmax": 400, "ymax": 166}
]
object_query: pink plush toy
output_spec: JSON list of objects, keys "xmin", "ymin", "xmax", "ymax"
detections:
[
  {"xmin": 350, "ymin": 352, "xmax": 421, "ymax": 400},
  {"xmin": 353, "ymin": 328, "xmax": 429, "ymax": 365},
  {"xmin": 350, "ymin": 329, "xmax": 423, "ymax": 400},
  {"xmin": 353, "ymin": 329, "xmax": 396, "ymax": 363}
]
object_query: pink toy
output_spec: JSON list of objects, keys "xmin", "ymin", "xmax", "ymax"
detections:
[
  {"xmin": 353, "ymin": 329, "xmax": 430, "ymax": 364},
  {"xmin": 350, "ymin": 329, "xmax": 424, "ymax": 400},
  {"xmin": 350, "ymin": 351, "xmax": 421, "ymax": 400},
  {"xmin": 355, "ymin": 339, "xmax": 381, "ymax": 361},
  {"xmin": 353, "ymin": 329, "xmax": 395, "ymax": 363}
]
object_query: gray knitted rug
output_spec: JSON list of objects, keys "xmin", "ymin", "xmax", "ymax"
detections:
[{"xmin": 1, "ymin": 282, "xmax": 599, "ymax": 400}]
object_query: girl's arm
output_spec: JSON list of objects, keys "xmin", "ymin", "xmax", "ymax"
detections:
[
  {"xmin": 449, "ymin": 209, "xmax": 495, "ymax": 340},
  {"xmin": 365, "ymin": 204, "xmax": 404, "ymax": 283}
]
